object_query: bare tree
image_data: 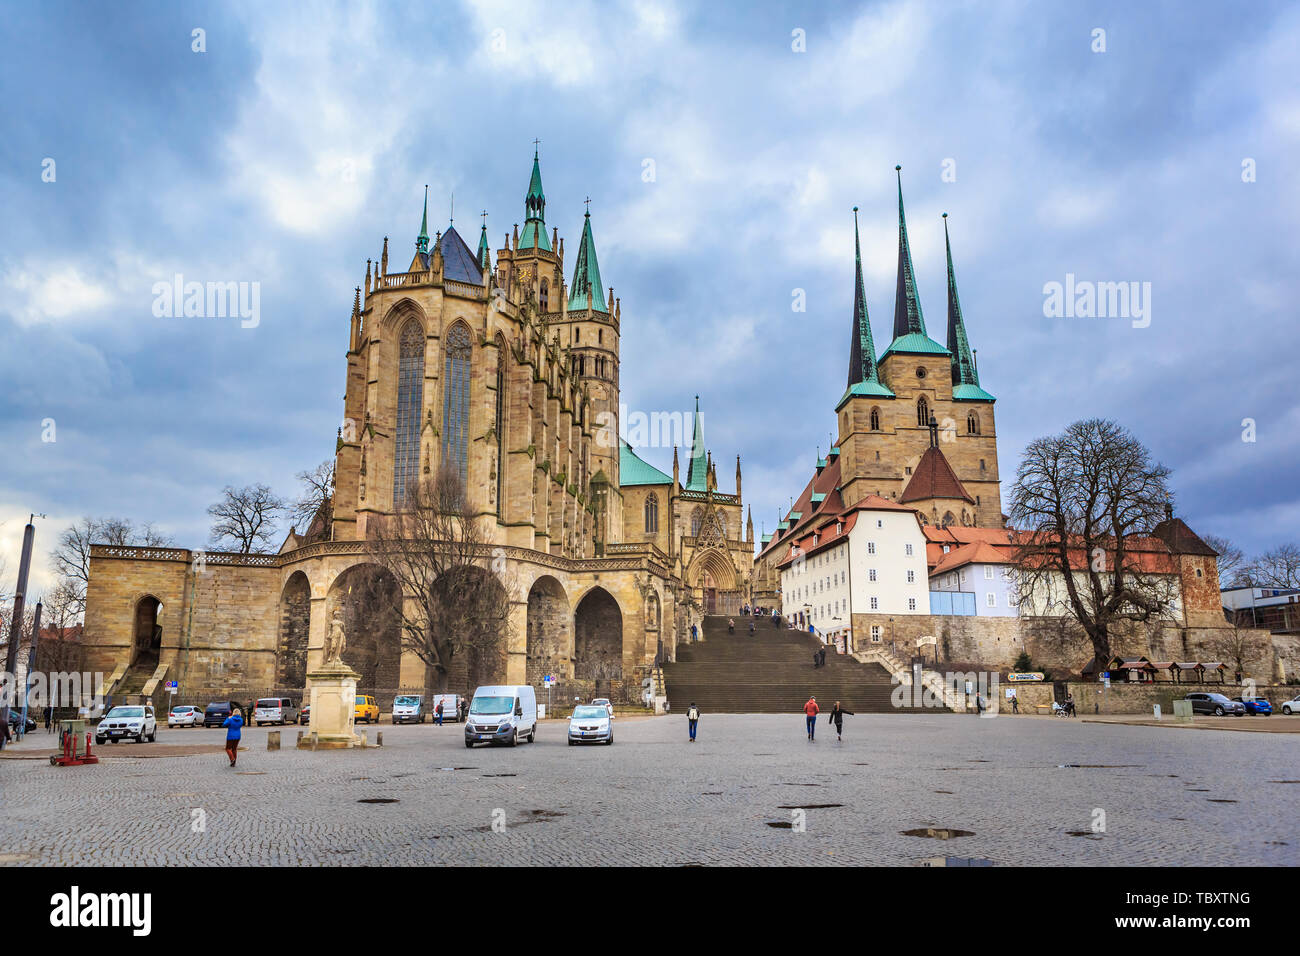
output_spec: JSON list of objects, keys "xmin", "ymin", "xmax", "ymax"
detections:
[
  {"xmin": 1242, "ymin": 543, "xmax": 1300, "ymax": 589},
  {"xmin": 51, "ymin": 517, "xmax": 176, "ymax": 619},
  {"xmin": 207, "ymin": 484, "xmax": 287, "ymax": 553},
  {"xmin": 290, "ymin": 460, "xmax": 335, "ymax": 537},
  {"xmin": 366, "ymin": 466, "xmax": 515, "ymax": 691},
  {"xmin": 1201, "ymin": 534, "xmax": 1246, "ymax": 588},
  {"xmin": 1205, "ymin": 622, "xmax": 1258, "ymax": 682},
  {"xmin": 1009, "ymin": 418, "xmax": 1178, "ymax": 673}
]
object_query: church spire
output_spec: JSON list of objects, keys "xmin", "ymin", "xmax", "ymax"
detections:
[
  {"xmin": 685, "ymin": 395, "xmax": 708, "ymax": 492},
  {"xmin": 519, "ymin": 144, "xmax": 552, "ymax": 251},
  {"xmin": 477, "ymin": 212, "xmax": 491, "ymax": 271},
  {"xmin": 567, "ymin": 207, "xmax": 607, "ymax": 312},
  {"xmin": 891, "ymin": 166, "xmax": 927, "ymax": 340},
  {"xmin": 416, "ymin": 185, "xmax": 430, "ymax": 255},
  {"xmin": 847, "ymin": 206, "xmax": 881, "ymax": 388},
  {"xmin": 943, "ymin": 213, "xmax": 979, "ymax": 388}
]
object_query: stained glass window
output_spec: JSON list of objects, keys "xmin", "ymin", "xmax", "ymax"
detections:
[
  {"xmin": 393, "ymin": 319, "xmax": 425, "ymax": 509},
  {"xmin": 441, "ymin": 323, "xmax": 472, "ymax": 486}
]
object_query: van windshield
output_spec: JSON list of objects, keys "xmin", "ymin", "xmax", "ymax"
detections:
[
  {"xmin": 394, "ymin": 696, "xmax": 420, "ymax": 706},
  {"xmin": 470, "ymin": 696, "xmax": 513, "ymax": 715}
]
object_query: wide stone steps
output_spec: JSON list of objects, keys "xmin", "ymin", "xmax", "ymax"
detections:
[{"xmin": 663, "ymin": 615, "xmax": 944, "ymax": 714}]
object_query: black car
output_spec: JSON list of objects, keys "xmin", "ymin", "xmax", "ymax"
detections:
[
  {"xmin": 6, "ymin": 711, "xmax": 38, "ymax": 734},
  {"xmin": 202, "ymin": 701, "xmax": 233, "ymax": 727}
]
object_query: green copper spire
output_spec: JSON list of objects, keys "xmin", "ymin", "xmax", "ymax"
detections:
[
  {"xmin": 477, "ymin": 213, "xmax": 490, "ymax": 271},
  {"xmin": 567, "ymin": 209, "xmax": 607, "ymax": 312},
  {"xmin": 943, "ymin": 213, "xmax": 978, "ymax": 387},
  {"xmin": 518, "ymin": 146, "xmax": 552, "ymax": 252},
  {"xmin": 416, "ymin": 184, "xmax": 430, "ymax": 255},
  {"xmin": 685, "ymin": 395, "xmax": 708, "ymax": 492},
  {"xmin": 891, "ymin": 166, "xmax": 927, "ymax": 340},
  {"xmin": 847, "ymin": 206, "xmax": 882, "ymax": 389}
]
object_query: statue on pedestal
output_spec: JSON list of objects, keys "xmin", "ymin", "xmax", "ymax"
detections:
[{"xmin": 324, "ymin": 609, "xmax": 347, "ymax": 664}]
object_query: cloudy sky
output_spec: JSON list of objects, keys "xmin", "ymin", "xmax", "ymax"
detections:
[{"xmin": 2, "ymin": 0, "xmax": 1298, "ymax": 597}]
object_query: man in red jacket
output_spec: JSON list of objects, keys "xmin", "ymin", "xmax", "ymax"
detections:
[{"xmin": 803, "ymin": 696, "xmax": 820, "ymax": 740}]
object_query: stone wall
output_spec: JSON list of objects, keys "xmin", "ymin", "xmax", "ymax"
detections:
[{"xmin": 1063, "ymin": 681, "xmax": 1296, "ymax": 716}]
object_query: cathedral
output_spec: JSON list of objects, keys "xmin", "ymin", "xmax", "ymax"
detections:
[
  {"xmin": 754, "ymin": 168, "xmax": 1001, "ymax": 603},
  {"xmin": 82, "ymin": 150, "xmax": 752, "ymax": 707}
]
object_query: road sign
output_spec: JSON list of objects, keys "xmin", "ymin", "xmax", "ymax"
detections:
[{"xmin": 165, "ymin": 681, "xmax": 178, "ymax": 692}]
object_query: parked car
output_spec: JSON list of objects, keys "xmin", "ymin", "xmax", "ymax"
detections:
[
  {"xmin": 464, "ymin": 685, "xmax": 538, "ymax": 748},
  {"xmin": 167, "ymin": 705, "xmax": 201, "ymax": 728},
  {"xmin": 591, "ymin": 697, "xmax": 615, "ymax": 719},
  {"xmin": 1231, "ymin": 696, "xmax": 1272, "ymax": 716},
  {"xmin": 6, "ymin": 711, "xmax": 37, "ymax": 733},
  {"xmin": 1183, "ymin": 692, "xmax": 1246, "ymax": 716},
  {"xmin": 96, "ymin": 705, "xmax": 157, "ymax": 744},
  {"xmin": 203, "ymin": 701, "xmax": 233, "ymax": 727},
  {"xmin": 431, "ymin": 694, "xmax": 462, "ymax": 722},
  {"xmin": 392, "ymin": 695, "xmax": 424, "ymax": 724},
  {"xmin": 1281, "ymin": 695, "xmax": 1300, "ymax": 716},
  {"xmin": 567, "ymin": 704, "xmax": 613, "ymax": 745},
  {"xmin": 253, "ymin": 697, "xmax": 299, "ymax": 726},
  {"xmin": 299, "ymin": 703, "xmax": 310, "ymax": 725},
  {"xmin": 354, "ymin": 695, "xmax": 379, "ymax": 724}
]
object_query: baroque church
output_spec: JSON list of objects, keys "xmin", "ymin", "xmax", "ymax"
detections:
[
  {"xmin": 754, "ymin": 168, "xmax": 1001, "ymax": 603},
  {"xmin": 82, "ymin": 150, "xmax": 752, "ymax": 706}
]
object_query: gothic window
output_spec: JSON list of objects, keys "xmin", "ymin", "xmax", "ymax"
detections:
[
  {"xmin": 691, "ymin": 508, "xmax": 702, "ymax": 536},
  {"xmin": 917, "ymin": 397, "xmax": 929, "ymax": 427},
  {"xmin": 967, "ymin": 412, "xmax": 979, "ymax": 435},
  {"xmin": 870, "ymin": 407, "xmax": 881, "ymax": 431},
  {"xmin": 441, "ymin": 322, "xmax": 472, "ymax": 486},
  {"xmin": 393, "ymin": 318, "xmax": 425, "ymax": 509},
  {"xmin": 495, "ymin": 334, "xmax": 507, "ymax": 508},
  {"xmin": 539, "ymin": 278, "xmax": 549, "ymax": 311},
  {"xmin": 644, "ymin": 494, "xmax": 659, "ymax": 534}
]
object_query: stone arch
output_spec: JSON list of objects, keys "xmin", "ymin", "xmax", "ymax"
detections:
[
  {"xmin": 941, "ymin": 510, "xmax": 957, "ymax": 528},
  {"xmin": 276, "ymin": 571, "xmax": 311, "ymax": 690},
  {"xmin": 379, "ymin": 296, "xmax": 430, "ymax": 336},
  {"xmin": 431, "ymin": 563, "xmax": 510, "ymax": 691},
  {"xmin": 687, "ymin": 548, "xmax": 737, "ymax": 591},
  {"xmin": 526, "ymin": 574, "xmax": 570, "ymax": 684},
  {"xmin": 573, "ymin": 587, "xmax": 623, "ymax": 682},
  {"xmin": 131, "ymin": 595, "xmax": 163, "ymax": 668},
  {"xmin": 325, "ymin": 563, "xmax": 403, "ymax": 694}
]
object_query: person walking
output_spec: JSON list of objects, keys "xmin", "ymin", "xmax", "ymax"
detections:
[
  {"xmin": 727, "ymin": 618, "xmax": 735, "ymax": 633},
  {"xmin": 690, "ymin": 623, "xmax": 698, "ymax": 643},
  {"xmin": 222, "ymin": 703, "xmax": 243, "ymax": 767},
  {"xmin": 827, "ymin": 701, "xmax": 854, "ymax": 741},
  {"xmin": 44, "ymin": 705, "xmax": 53, "ymax": 732},
  {"xmin": 1009, "ymin": 691, "xmax": 1019, "ymax": 715},
  {"xmin": 687, "ymin": 702, "xmax": 700, "ymax": 742},
  {"xmin": 435, "ymin": 699, "xmax": 444, "ymax": 726},
  {"xmin": 803, "ymin": 696, "xmax": 820, "ymax": 740},
  {"xmin": 812, "ymin": 649, "xmax": 820, "ymax": 669}
]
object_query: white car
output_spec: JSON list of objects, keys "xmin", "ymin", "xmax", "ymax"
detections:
[
  {"xmin": 167, "ymin": 705, "xmax": 200, "ymax": 727},
  {"xmin": 96, "ymin": 705, "xmax": 157, "ymax": 744},
  {"xmin": 1282, "ymin": 695, "xmax": 1300, "ymax": 716},
  {"xmin": 567, "ymin": 704, "xmax": 613, "ymax": 745},
  {"xmin": 591, "ymin": 698, "xmax": 615, "ymax": 719}
]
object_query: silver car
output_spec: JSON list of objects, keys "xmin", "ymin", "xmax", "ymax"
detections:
[{"xmin": 567, "ymin": 704, "xmax": 613, "ymax": 745}]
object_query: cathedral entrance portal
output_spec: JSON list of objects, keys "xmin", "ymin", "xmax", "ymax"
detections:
[{"xmin": 703, "ymin": 572, "xmax": 717, "ymax": 614}]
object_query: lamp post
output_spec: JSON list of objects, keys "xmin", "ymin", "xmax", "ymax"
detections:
[{"xmin": 1, "ymin": 515, "xmax": 40, "ymax": 750}]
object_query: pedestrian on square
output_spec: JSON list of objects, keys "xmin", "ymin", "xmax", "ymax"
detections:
[
  {"xmin": 690, "ymin": 623, "xmax": 698, "ymax": 642},
  {"xmin": 812, "ymin": 649, "xmax": 820, "ymax": 669},
  {"xmin": 687, "ymin": 703, "xmax": 700, "ymax": 742},
  {"xmin": 435, "ymin": 699, "xmax": 444, "ymax": 725},
  {"xmin": 1010, "ymin": 691, "xmax": 1019, "ymax": 714},
  {"xmin": 975, "ymin": 693, "xmax": 985, "ymax": 716},
  {"xmin": 748, "ymin": 619, "xmax": 755, "ymax": 635},
  {"xmin": 803, "ymin": 696, "xmax": 819, "ymax": 740},
  {"xmin": 44, "ymin": 705, "xmax": 53, "ymax": 732},
  {"xmin": 827, "ymin": 701, "xmax": 854, "ymax": 741},
  {"xmin": 727, "ymin": 618, "xmax": 735, "ymax": 633},
  {"xmin": 222, "ymin": 703, "xmax": 243, "ymax": 767}
]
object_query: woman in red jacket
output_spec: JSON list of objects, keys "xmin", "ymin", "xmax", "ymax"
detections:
[{"xmin": 803, "ymin": 696, "xmax": 819, "ymax": 740}]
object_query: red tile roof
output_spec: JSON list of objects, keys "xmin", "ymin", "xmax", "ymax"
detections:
[
  {"xmin": 899, "ymin": 445, "xmax": 975, "ymax": 505},
  {"xmin": 931, "ymin": 540, "xmax": 1014, "ymax": 575}
]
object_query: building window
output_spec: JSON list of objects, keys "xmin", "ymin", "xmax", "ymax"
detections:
[
  {"xmin": 869, "ymin": 569, "xmax": 877, "ymax": 582},
  {"xmin": 440, "ymin": 322, "xmax": 472, "ymax": 487},
  {"xmin": 907, "ymin": 570, "xmax": 915, "ymax": 583},
  {"xmin": 393, "ymin": 318, "xmax": 425, "ymax": 508},
  {"xmin": 917, "ymin": 397, "xmax": 929, "ymax": 426},
  {"xmin": 908, "ymin": 598, "xmax": 916, "ymax": 611},
  {"xmin": 494, "ymin": 334, "xmax": 507, "ymax": 508},
  {"xmin": 539, "ymin": 278, "xmax": 549, "ymax": 311},
  {"xmin": 905, "ymin": 543, "xmax": 914, "ymax": 556},
  {"xmin": 986, "ymin": 592, "xmax": 996, "ymax": 608},
  {"xmin": 691, "ymin": 508, "xmax": 702, "ymax": 536},
  {"xmin": 870, "ymin": 407, "xmax": 881, "ymax": 431},
  {"xmin": 967, "ymin": 412, "xmax": 979, "ymax": 435},
  {"xmin": 644, "ymin": 494, "xmax": 659, "ymax": 534},
  {"xmin": 871, "ymin": 625, "xmax": 882, "ymax": 643},
  {"xmin": 984, "ymin": 565, "xmax": 994, "ymax": 580},
  {"xmin": 870, "ymin": 597, "xmax": 878, "ymax": 610},
  {"xmin": 868, "ymin": 542, "xmax": 876, "ymax": 555},
  {"xmin": 980, "ymin": 459, "xmax": 986, "ymax": 472}
]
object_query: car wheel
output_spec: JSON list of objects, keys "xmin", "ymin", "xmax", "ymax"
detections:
[
  {"xmin": 148, "ymin": 730, "xmax": 156, "ymax": 742},
  {"xmin": 1285, "ymin": 707, "xmax": 1293, "ymax": 715},
  {"xmin": 568, "ymin": 738, "xmax": 575, "ymax": 746},
  {"xmin": 95, "ymin": 737, "xmax": 105, "ymax": 745},
  {"xmin": 1214, "ymin": 706, "xmax": 1224, "ymax": 716},
  {"xmin": 464, "ymin": 740, "xmax": 473, "ymax": 749},
  {"xmin": 606, "ymin": 736, "xmax": 613, "ymax": 745},
  {"xmin": 528, "ymin": 727, "xmax": 536, "ymax": 743}
]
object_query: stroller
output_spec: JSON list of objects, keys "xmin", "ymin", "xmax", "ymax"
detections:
[{"xmin": 1052, "ymin": 699, "xmax": 1076, "ymax": 718}]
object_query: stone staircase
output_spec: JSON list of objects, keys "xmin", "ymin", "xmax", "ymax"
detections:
[
  {"xmin": 663, "ymin": 615, "xmax": 945, "ymax": 714},
  {"xmin": 109, "ymin": 650, "xmax": 161, "ymax": 700}
]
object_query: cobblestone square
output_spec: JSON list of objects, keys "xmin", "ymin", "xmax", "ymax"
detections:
[{"xmin": 2, "ymin": 714, "xmax": 1296, "ymax": 866}]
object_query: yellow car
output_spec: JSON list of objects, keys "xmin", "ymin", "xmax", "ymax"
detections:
[{"xmin": 354, "ymin": 695, "xmax": 379, "ymax": 724}]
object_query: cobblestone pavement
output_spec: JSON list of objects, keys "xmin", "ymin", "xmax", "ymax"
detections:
[{"xmin": 1, "ymin": 714, "xmax": 1296, "ymax": 866}]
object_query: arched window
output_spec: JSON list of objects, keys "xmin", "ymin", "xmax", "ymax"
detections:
[
  {"xmin": 917, "ymin": 397, "xmax": 929, "ymax": 427},
  {"xmin": 539, "ymin": 278, "xmax": 549, "ymax": 311},
  {"xmin": 441, "ymin": 322, "xmax": 472, "ymax": 486},
  {"xmin": 869, "ymin": 407, "xmax": 881, "ymax": 431},
  {"xmin": 644, "ymin": 494, "xmax": 658, "ymax": 534},
  {"xmin": 495, "ymin": 334, "xmax": 507, "ymax": 508},
  {"xmin": 691, "ymin": 508, "xmax": 702, "ymax": 536},
  {"xmin": 393, "ymin": 318, "xmax": 425, "ymax": 508},
  {"xmin": 967, "ymin": 412, "xmax": 979, "ymax": 435}
]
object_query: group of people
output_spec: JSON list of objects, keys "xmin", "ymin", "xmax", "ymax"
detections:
[
  {"xmin": 682, "ymin": 695, "xmax": 856, "ymax": 743},
  {"xmin": 811, "ymin": 646, "xmax": 829, "ymax": 668}
]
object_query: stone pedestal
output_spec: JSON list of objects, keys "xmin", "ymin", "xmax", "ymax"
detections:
[{"xmin": 299, "ymin": 662, "xmax": 361, "ymax": 749}]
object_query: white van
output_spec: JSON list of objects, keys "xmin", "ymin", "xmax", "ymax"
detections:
[{"xmin": 464, "ymin": 685, "xmax": 537, "ymax": 748}]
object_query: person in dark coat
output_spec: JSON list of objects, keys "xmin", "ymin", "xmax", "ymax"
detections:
[{"xmin": 827, "ymin": 701, "xmax": 854, "ymax": 741}]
